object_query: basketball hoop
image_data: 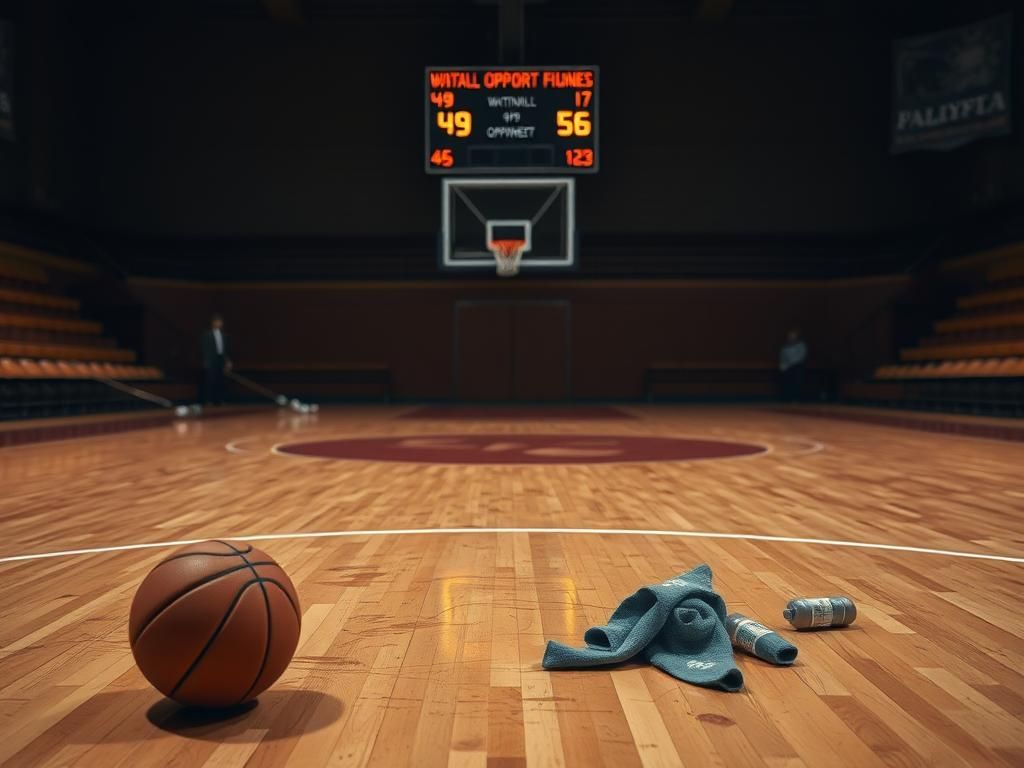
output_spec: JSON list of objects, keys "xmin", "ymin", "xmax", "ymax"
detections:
[{"xmin": 488, "ymin": 239, "xmax": 527, "ymax": 277}]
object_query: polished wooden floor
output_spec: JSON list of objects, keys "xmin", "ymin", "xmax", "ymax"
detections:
[{"xmin": 1, "ymin": 406, "xmax": 1023, "ymax": 767}]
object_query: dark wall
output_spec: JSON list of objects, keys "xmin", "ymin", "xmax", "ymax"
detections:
[
  {"xmin": 71, "ymin": 12, "xmax": 491, "ymax": 236},
  {"xmin": 542, "ymin": 10, "xmax": 926, "ymax": 235},
  {"xmin": 4, "ymin": 1, "xmax": 1018, "ymax": 277},
  {"xmin": 0, "ymin": 2, "xmax": 17, "ymax": 205},
  {"xmin": 125, "ymin": 276, "xmax": 909, "ymax": 400},
  {"xmin": 0, "ymin": 0, "xmax": 77, "ymax": 212},
  {"xmin": 63, "ymin": 5, "xmax": 932, "ymax": 238}
]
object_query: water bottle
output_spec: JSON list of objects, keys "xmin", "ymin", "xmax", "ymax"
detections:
[
  {"xmin": 726, "ymin": 613, "xmax": 798, "ymax": 665},
  {"xmin": 783, "ymin": 597, "xmax": 856, "ymax": 630}
]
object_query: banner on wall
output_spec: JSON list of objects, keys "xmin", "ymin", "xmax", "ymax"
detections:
[
  {"xmin": 891, "ymin": 13, "xmax": 1012, "ymax": 154},
  {"xmin": 0, "ymin": 20, "xmax": 12, "ymax": 141}
]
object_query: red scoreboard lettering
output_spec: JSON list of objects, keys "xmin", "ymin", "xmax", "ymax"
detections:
[{"xmin": 425, "ymin": 65, "xmax": 599, "ymax": 174}]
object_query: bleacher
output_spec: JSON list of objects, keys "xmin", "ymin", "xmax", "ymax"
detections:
[
  {"xmin": 846, "ymin": 245, "xmax": 1024, "ymax": 416},
  {"xmin": 0, "ymin": 246, "xmax": 162, "ymax": 420}
]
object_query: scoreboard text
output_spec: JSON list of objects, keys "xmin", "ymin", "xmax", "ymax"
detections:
[{"xmin": 424, "ymin": 66, "xmax": 599, "ymax": 174}]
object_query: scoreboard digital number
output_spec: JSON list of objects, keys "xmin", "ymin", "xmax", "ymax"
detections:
[{"xmin": 425, "ymin": 65, "xmax": 599, "ymax": 175}]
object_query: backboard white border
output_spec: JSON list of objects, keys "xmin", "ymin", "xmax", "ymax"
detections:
[{"xmin": 441, "ymin": 177, "xmax": 575, "ymax": 269}]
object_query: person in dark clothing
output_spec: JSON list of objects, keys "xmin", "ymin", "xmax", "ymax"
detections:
[
  {"xmin": 200, "ymin": 314, "xmax": 232, "ymax": 405},
  {"xmin": 779, "ymin": 328, "xmax": 807, "ymax": 402}
]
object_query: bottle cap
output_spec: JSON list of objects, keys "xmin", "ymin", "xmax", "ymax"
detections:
[{"xmin": 782, "ymin": 608, "xmax": 794, "ymax": 620}]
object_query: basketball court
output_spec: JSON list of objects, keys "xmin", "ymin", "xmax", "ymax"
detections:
[
  {"xmin": 2, "ymin": 0, "xmax": 1024, "ymax": 766},
  {"xmin": 1, "ymin": 405, "xmax": 1023, "ymax": 766}
]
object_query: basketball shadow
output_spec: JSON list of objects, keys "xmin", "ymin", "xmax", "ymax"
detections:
[{"xmin": 146, "ymin": 688, "xmax": 344, "ymax": 742}]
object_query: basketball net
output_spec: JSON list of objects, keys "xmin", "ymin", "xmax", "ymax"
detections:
[{"xmin": 488, "ymin": 239, "xmax": 527, "ymax": 277}]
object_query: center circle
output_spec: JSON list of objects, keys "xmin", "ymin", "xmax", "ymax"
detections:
[{"xmin": 275, "ymin": 434, "xmax": 767, "ymax": 464}]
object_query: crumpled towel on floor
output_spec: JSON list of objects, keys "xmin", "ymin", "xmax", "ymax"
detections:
[{"xmin": 542, "ymin": 563, "xmax": 744, "ymax": 692}]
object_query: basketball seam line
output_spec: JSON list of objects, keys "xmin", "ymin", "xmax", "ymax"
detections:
[
  {"xmin": 212, "ymin": 539, "xmax": 246, "ymax": 555},
  {"xmin": 166, "ymin": 578, "xmax": 296, "ymax": 703},
  {"xmin": 214, "ymin": 540, "xmax": 301, "ymax": 624},
  {"xmin": 264, "ymin": 577, "xmax": 302, "ymax": 623},
  {"xmin": 234, "ymin": 549, "xmax": 273, "ymax": 707},
  {"xmin": 169, "ymin": 578, "xmax": 262, "ymax": 699},
  {"xmin": 130, "ymin": 560, "xmax": 276, "ymax": 644},
  {"xmin": 156, "ymin": 546, "xmax": 254, "ymax": 566}
]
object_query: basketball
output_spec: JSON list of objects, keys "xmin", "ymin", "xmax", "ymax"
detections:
[{"xmin": 129, "ymin": 540, "xmax": 301, "ymax": 709}]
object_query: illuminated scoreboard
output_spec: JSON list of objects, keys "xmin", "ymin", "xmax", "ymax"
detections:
[{"xmin": 425, "ymin": 65, "xmax": 599, "ymax": 174}]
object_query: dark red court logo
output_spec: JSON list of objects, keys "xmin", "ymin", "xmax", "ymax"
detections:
[{"xmin": 275, "ymin": 434, "xmax": 766, "ymax": 464}]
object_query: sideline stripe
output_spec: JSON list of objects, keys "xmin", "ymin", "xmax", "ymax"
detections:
[{"xmin": 0, "ymin": 527, "xmax": 1021, "ymax": 565}]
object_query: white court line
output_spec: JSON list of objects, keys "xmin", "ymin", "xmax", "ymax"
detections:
[
  {"xmin": 225, "ymin": 436, "xmax": 259, "ymax": 454},
  {"xmin": 779, "ymin": 438, "xmax": 825, "ymax": 457},
  {"xmin": 0, "ymin": 527, "xmax": 1021, "ymax": 565}
]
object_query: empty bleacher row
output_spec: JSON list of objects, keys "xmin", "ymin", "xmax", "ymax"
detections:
[
  {"xmin": 895, "ymin": 250, "xmax": 1024, "ymax": 365},
  {"xmin": 901, "ymin": 339, "xmax": 1024, "ymax": 361},
  {"xmin": 848, "ymin": 245, "xmax": 1024, "ymax": 416},
  {"xmin": 877, "ymin": 358, "xmax": 1024, "ymax": 378},
  {"xmin": 0, "ymin": 247, "xmax": 165, "ymax": 420},
  {"xmin": 0, "ymin": 340, "xmax": 135, "ymax": 361},
  {"xmin": 0, "ymin": 358, "xmax": 160, "ymax": 379},
  {"xmin": 0, "ymin": 286, "xmax": 79, "ymax": 312},
  {"xmin": 0, "ymin": 251, "xmax": 49, "ymax": 286}
]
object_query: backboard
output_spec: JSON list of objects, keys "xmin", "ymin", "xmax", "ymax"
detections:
[{"xmin": 441, "ymin": 177, "xmax": 575, "ymax": 272}]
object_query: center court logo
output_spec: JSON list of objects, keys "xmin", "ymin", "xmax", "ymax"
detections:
[{"xmin": 274, "ymin": 434, "xmax": 767, "ymax": 465}]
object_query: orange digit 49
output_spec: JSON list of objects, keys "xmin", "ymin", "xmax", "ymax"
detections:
[{"xmin": 429, "ymin": 91, "xmax": 455, "ymax": 108}]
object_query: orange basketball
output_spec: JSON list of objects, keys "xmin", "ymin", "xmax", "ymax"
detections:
[{"xmin": 129, "ymin": 540, "xmax": 301, "ymax": 708}]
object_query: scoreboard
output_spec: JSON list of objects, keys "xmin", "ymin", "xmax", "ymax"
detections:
[{"xmin": 425, "ymin": 65, "xmax": 599, "ymax": 175}]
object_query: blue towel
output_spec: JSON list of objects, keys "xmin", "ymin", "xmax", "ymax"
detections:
[{"xmin": 542, "ymin": 564, "xmax": 743, "ymax": 692}]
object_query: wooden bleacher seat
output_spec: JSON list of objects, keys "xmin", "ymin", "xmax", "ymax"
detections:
[
  {"xmin": 986, "ymin": 253, "xmax": 1024, "ymax": 283},
  {"xmin": 0, "ymin": 300, "xmax": 75, "ymax": 319},
  {"xmin": 0, "ymin": 256, "xmax": 48, "ymax": 285},
  {"xmin": 0, "ymin": 312, "xmax": 102, "ymax": 335},
  {"xmin": 900, "ymin": 340, "xmax": 1024, "ymax": 362},
  {"xmin": 995, "ymin": 357, "xmax": 1024, "ymax": 376},
  {"xmin": 928, "ymin": 361, "xmax": 960, "ymax": 378},
  {"xmin": 876, "ymin": 357, "xmax": 1024, "ymax": 380},
  {"xmin": 0, "ymin": 249, "xmax": 166, "ymax": 420},
  {"xmin": 0, "ymin": 328, "xmax": 117, "ymax": 348},
  {"xmin": 0, "ymin": 357, "xmax": 162, "ymax": 380},
  {"xmin": 955, "ymin": 300, "xmax": 1024, "ymax": 320},
  {"xmin": 37, "ymin": 360, "xmax": 62, "ymax": 377},
  {"xmin": 861, "ymin": 248, "xmax": 1024, "ymax": 415},
  {"xmin": 0, "ymin": 286, "xmax": 79, "ymax": 311},
  {"xmin": 0, "ymin": 341, "xmax": 136, "ymax": 363},
  {"xmin": 958, "ymin": 286, "xmax": 1024, "ymax": 310},
  {"xmin": 919, "ymin": 327, "xmax": 1024, "ymax": 347},
  {"xmin": 935, "ymin": 311, "xmax": 1024, "ymax": 333},
  {"xmin": 0, "ymin": 357, "xmax": 22, "ymax": 377}
]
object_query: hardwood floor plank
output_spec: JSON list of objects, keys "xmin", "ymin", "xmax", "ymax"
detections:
[{"xmin": 0, "ymin": 406, "xmax": 1021, "ymax": 766}]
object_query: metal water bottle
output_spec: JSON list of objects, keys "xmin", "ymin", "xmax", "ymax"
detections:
[
  {"xmin": 726, "ymin": 613, "xmax": 798, "ymax": 664},
  {"xmin": 783, "ymin": 597, "xmax": 856, "ymax": 630}
]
